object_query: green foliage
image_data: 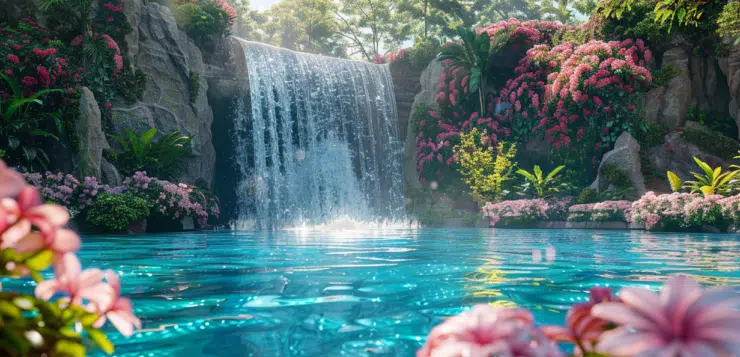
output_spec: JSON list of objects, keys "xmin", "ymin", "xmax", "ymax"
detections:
[
  {"xmin": 405, "ymin": 38, "xmax": 442, "ymax": 69},
  {"xmin": 681, "ymin": 122, "xmax": 740, "ymax": 160},
  {"xmin": 717, "ymin": 2, "xmax": 740, "ymax": 44},
  {"xmin": 651, "ymin": 63, "xmax": 682, "ymax": 88},
  {"xmin": 653, "ymin": 0, "xmax": 708, "ymax": 33},
  {"xmin": 600, "ymin": 163, "xmax": 631, "ymax": 189},
  {"xmin": 597, "ymin": 0, "xmax": 637, "ymax": 20},
  {"xmin": 86, "ymin": 192, "xmax": 150, "ymax": 232},
  {"xmin": 115, "ymin": 69, "xmax": 148, "ymax": 104},
  {"xmin": 0, "ymin": 73, "xmax": 63, "ymax": 169},
  {"xmin": 188, "ymin": 71, "xmax": 201, "ymax": 104},
  {"xmin": 108, "ymin": 128, "xmax": 192, "ymax": 179},
  {"xmin": 410, "ymin": 103, "xmax": 432, "ymax": 135},
  {"xmin": 438, "ymin": 27, "xmax": 491, "ymax": 115},
  {"xmin": 337, "ymin": 0, "xmax": 415, "ymax": 60},
  {"xmin": 576, "ymin": 188, "xmax": 599, "ymax": 204},
  {"xmin": 598, "ymin": 0, "xmax": 671, "ymax": 47},
  {"xmin": 454, "ymin": 128, "xmax": 518, "ymax": 203},
  {"xmin": 633, "ymin": 120, "xmax": 666, "ymax": 149},
  {"xmin": 258, "ymin": 0, "xmax": 345, "ymax": 56},
  {"xmin": 686, "ymin": 106, "xmax": 738, "ymax": 138},
  {"xmin": 681, "ymin": 156, "xmax": 738, "ymax": 195},
  {"xmin": 173, "ymin": 0, "xmax": 234, "ymax": 47},
  {"xmin": 515, "ymin": 165, "xmax": 566, "ymax": 198},
  {"xmin": 667, "ymin": 170, "xmax": 682, "ymax": 191}
]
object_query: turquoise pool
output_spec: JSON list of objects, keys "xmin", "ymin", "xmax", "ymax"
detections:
[{"xmin": 6, "ymin": 229, "xmax": 740, "ymax": 356}]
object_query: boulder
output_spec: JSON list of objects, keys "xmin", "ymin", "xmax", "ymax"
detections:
[
  {"xmin": 642, "ymin": 86, "xmax": 666, "ymax": 125},
  {"xmin": 101, "ymin": 158, "xmax": 122, "ymax": 186},
  {"xmin": 660, "ymin": 47, "xmax": 693, "ymax": 130},
  {"xmin": 719, "ymin": 41, "xmax": 740, "ymax": 140},
  {"xmin": 689, "ymin": 55, "xmax": 731, "ymax": 119},
  {"xmin": 647, "ymin": 123, "xmax": 727, "ymax": 181},
  {"xmin": 74, "ymin": 87, "xmax": 108, "ymax": 179},
  {"xmin": 123, "ymin": 0, "xmax": 143, "ymax": 62},
  {"xmin": 589, "ymin": 132, "xmax": 646, "ymax": 195},
  {"xmin": 111, "ymin": 2, "xmax": 216, "ymax": 187}
]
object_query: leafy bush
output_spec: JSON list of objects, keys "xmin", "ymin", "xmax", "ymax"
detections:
[
  {"xmin": 681, "ymin": 122, "xmax": 740, "ymax": 160},
  {"xmin": 600, "ymin": 163, "xmax": 631, "ymax": 189},
  {"xmin": 454, "ymin": 128, "xmax": 517, "ymax": 203},
  {"xmin": 651, "ymin": 63, "xmax": 681, "ymax": 88},
  {"xmin": 481, "ymin": 198, "xmax": 572, "ymax": 226},
  {"xmin": 686, "ymin": 106, "xmax": 738, "ymax": 138},
  {"xmin": 568, "ymin": 200, "xmax": 632, "ymax": 222},
  {"xmin": 173, "ymin": 0, "xmax": 236, "ymax": 47},
  {"xmin": 631, "ymin": 191, "xmax": 727, "ymax": 230},
  {"xmin": 108, "ymin": 128, "xmax": 192, "ymax": 179},
  {"xmin": 115, "ymin": 68, "xmax": 147, "ymax": 104},
  {"xmin": 597, "ymin": 0, "xmax": 670, "ymax": 48},
  {"xmin": 405, "ymin": 38, "xmax": 441, "ymax": 69},
  {"xmin": 189, "ymin": 70, "xmax": 200, "ymax": 104},
  {"xmin": 86, "ymin": 192, "xmax": 150, "ymax": 232},
  {"xmin": 515, "ymin": 165, "xmax": 566, "ymax": 198},
  {"xmin": 633, "ymin": 120, "xmax": 665, "ymax": 149},
  {"xmin": 668, "ymin": 156, "xmax": 738, "ymax": 196},
  {"xmin": 717, "ymin": 1, "xmax": 740, "ymax": 44},
  {"xmin": 576, "ymin": 188, "xmax": 599, "ymax": 204}
]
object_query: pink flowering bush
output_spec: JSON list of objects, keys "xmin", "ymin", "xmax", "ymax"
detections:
[
  {"xmin": 568, "ymin": 200, "xmax": 632, "ymax": 222},
  {"xmin": 23, "ymin": 172, "xmax": 106, "ymax": 218},
  {"xmin": 0, "ymin": 159, "xmax": 140, "ymax": 355},
  {"xmin": 481, "ymin": 197, "xmax": 571, "ymax": 227},
  {"xmin": 630, "ymin": 191, "xmax": 729, "ymax": 230},
  {"xmin": 419, "ymin": 275, "xmax": 740, "ymax": 357},
  {"xmin": 498, "ymin": 38, "xmax": 653, "ymax": 167}
]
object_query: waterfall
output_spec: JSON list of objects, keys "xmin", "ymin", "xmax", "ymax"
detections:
[{"xmin": 232, "ymin": 39, "xmax": 406, "ymax": 229}]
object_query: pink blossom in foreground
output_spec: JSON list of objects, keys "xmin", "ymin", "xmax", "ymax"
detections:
[
  {"xmin": 417, "ymin": 305, "xmax": 564, "ymax": 357},
  {"xmin": 91, "ymin": 271, "xmax": 142, "ymax": 336},
  {"xmin": 542, "ymin": 287, "xmax": 618, "ymax": 354},
  {"xmin": 35, "ymin": 253, "xmax": 110, "ymax": 307},
  {"xmin": 592, "ymin": 275, "xmax": 740, "ymax": 357},
  {"xmin": 0, "ymin": 160, "xmax": 26, "ymax": 198}
]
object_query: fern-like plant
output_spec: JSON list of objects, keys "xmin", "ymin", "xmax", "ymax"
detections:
[
  {"xmin": 438, "ymin": 27, "xmax": 491, "ymax": 116},
  {"xmin": 516, "ymin": 165, "xmax": 566, "ymax": 198},
  {"xmin": 109, "ymin": 128, "xmax": 192, "ymax": 179}
]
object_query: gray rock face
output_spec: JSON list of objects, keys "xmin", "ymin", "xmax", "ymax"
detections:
[
  {"xmin": 123, "ymin": 0, "xmax": 142, "ymax": 62},
  {"xmin": 647, "ymin": 122, "xmax": 727, "ymax": 181},
  {"xmin": 100, "ymin": 158, "xmax": 122, "ymax": 186},
  {"xmin": 643, "ymin": 86, "xmax": 666, "ymax": 125},
  {"xmin": 720, "ymin": 42, "xmax": 740, "ymax": 140},
  {"xmin": 75, "ymin": 87, "xmax": 108, "ymax": 179},
  {"xmin": 590, "ymin": 132, "xmax": 646, "ymax": 195},
  {"xmin": 113, "ymin": 2, "xmax": 215, "ymax": 186},
  {"xmin": 660, "ymin": 47, "xmax": 693, "ymax": 130},
  {"xmin": 689, "ymin": 55, "xmax": 730, "ymax": 119}
]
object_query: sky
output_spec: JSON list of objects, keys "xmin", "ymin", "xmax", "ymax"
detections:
[{"xmin": 250, "ymin": 0, "xmax": 281, "ymax": 11}]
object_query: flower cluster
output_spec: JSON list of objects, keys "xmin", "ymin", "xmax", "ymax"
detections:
[
  {"xmin": 568, "ymin": 200, "xmax": 632, "ymax": 222},
  {"xmin": 481, "ymin": 198, "xmax": 550, "ymax": 226},
  {"xmin": 630, "ymin": 191, "xmax": 733, "ymax": 230},
  {"xmin": 23, "ymin": 172, "xmax": 112, "ymax": 218},
  {"xmin": 498, "ymin": 38, "xmax": 653, "ymax": 163},
  {"xmin": 0, "ymin": 160, "xmax": 140, "ymax": 355},
  {"xmin": 418, "ymin": 275, "xmax": 740, "ymax": 357}
]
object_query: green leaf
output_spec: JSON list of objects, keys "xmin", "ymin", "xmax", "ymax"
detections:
[
  {"xmin": 533, "ymin": 165, "xmax": 543, "ymax": 181},
  {"xmin": 667, "ymin": 171, "xmax": 682, "ymax": 192},
  {"xmin": 694, "ymin": 157, "xmax": 713, "ymax": 177},
  {"xmin": 8, "ymin": 136, "xmax": 20, "ymax": 149},
  {"xmin": 31, "ymin": 129, "xmax": 60, "ymax": 141},
  {"xmin": 87, "ymin": 329, "xmax": 115, "ymax": 354},
  {"xmin": 700, "ymin": 186, "xmax": 714, "ymax": 195},
  {"xmin": 545, "ymin": 165, "xmax": 565, "ymax": 182},
  {"xmin": 25, "ymin": 249, "xmax": 53, "ymax": 271},
  {"xmin": 22, "ymin": 146, "xmax": 37, "ymax": 162},
  {"xmin": 469, "ymin": 68, "xmax": 481, "ymax": 94},
  {"xmin": 0, "ymin": 300, "xmax": 22, "ymax": 318},
  {"xmin": 55, "ymin": 340, "xmax": 86, "ymax": 357}
]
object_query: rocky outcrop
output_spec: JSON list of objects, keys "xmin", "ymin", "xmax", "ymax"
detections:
[
  {"xmin": 590, "ymin": 132, "xmax": 646, "ymax": 195},
  {"xmin": 647, "ymin": 122, "xmax": 727, "ymax": 181},
  {"xmin": 100, "ymin": 158, "xmax": 122, "ymax": 186},
  {"xmin": 718, "ymin": 42, "xmax": 740, "ymax": 140},
  {"xmin": 74, "ymin": 87, "xmax": 108, "ymax": 179},
  {"xmin": 113, "ymin": 2, "xmax": 216, "ymax": 187},
  {"xmin": 689, "ymin": 55, "xmax": 730, "ymax": 116},
  {"xmin": 123, "ymin": 0, "xmax": 143, "ymax": 63},
  {"xmin": 642, "ymin": 86, "xmax": 666, "ymax": 125},
  {"xmin": 390, "ymin": 61, "xmax": 425, "ymax": 142},
  {"xmin": 659, "ymin": 47, "xmax": 693, "ymax": 130}
]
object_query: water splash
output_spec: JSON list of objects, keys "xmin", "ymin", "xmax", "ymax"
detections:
[{"xmin": 232, "ymin": 40, "xmax": 406, "ymax": 229}]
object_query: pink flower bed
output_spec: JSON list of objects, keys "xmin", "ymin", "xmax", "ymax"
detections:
[
  {"xmin": 630, "ymin": 192, "xmax": 728, "ymax": 230},
  {"xmin": 568, "ymin": 200, "xmax": 632, "ymax": 222},
  {"xmin": 418, "ymin": 275, "xmax": 740, "ymax": 357},
  {"xmin": 481, "ymin": 198, "xmax": 571, "ymax": 226}
]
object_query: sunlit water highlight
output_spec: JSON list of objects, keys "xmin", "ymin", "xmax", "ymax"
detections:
[{"xmin": 4, "ymin": 229, "xmax": 738, "ymax": 356}]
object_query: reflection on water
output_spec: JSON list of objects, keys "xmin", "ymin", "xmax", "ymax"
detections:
[{"xmin": 3, "ymin": 229, "xmax": 738, "ymax": 357}]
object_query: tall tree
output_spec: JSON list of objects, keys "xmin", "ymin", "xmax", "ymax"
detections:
[
  {"xmin": 262, "ymin": 0, "xmax": 342, "ymax": 55},
  {"xmin": 336, "ymin": 0, "xmax": 414, "ymax": 60},
  {"xmin": 397, "ymin": 0, "xmax": 473, "ymax": 39}
]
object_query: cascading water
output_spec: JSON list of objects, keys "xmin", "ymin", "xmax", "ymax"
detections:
[{"xmin": 232, "ymin": 39, "xmax": 406, "ymax": 229}]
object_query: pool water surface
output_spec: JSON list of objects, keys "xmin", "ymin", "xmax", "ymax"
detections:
[{"xmin": 6, "ymin": 229, "xmax": 740, "ymax": 357}]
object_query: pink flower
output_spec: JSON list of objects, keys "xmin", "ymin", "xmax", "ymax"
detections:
[
  {"xmin": 106, "ymin": 16, "xmax": 114, "ymax": 23},
  {"xmin": 542, "ymin": 287, "xmax": 618, "ymax": 353},
  {"xmin": 113, "ymin": 54, "xmax": 123, "ymax": 73},
  {"xmin": 91, "ymin": 271, "xmax": 142, "ymax": 336},
  {"xmin": 3, "ymin": 69, "xmax": 12, "ymax": 76},
  {"xmin": 35, "ymin": 253, "xmax": 109, "ymax": 307},
  {"xmin": 0, "ymin": 160, "xmax": 26, "ymax": 198},
  {"xmin": 7, "ymin": 54, "xmax": 19, "ymax": 64},
  {"xmin": 104, "ymin": 102, "xmax": 112, "ymax": 108},
  {"xmin": 0, "ymin": 187, "xmax": 72, "ymax": 249},
  {"xmin": 417, "ymin": 305, "xmax": 564, "ymax": 357},
  {"xmin": 593, "ymin": 275, "xmax": 740, "ymax": 357}
]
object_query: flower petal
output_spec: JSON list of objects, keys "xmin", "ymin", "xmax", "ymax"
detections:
[
  {"xmin": 660, "ymin": 275, "xmax": 703, "ymax": 335},
  {"xmin": 592, "ymin": 302, "xmax": 658, "ymax": 330},
  {"xmin": 12, "ymin": 232, "xmax": 45, "ymax": 253},
  {"xmin": 0, "ymin": 219, "xmax": 31, "ymax": 248},
  {"xmin": 27, "ymin": 204, "xmax": 70, "ymax": 227},
  {"xmin": 540, "ymin": 325, "xmax": 573, "ymax": 342},
  {"xmin": 0, "ymin": 163, "xmax": 26, "ymax": 199},
  {"xmin": 35, "ymin": 279, "xmax": 61, "ymax": 300},
  {"xmin": 17, "ymin": 186, "xmax": 41, "ymax": 211},
  {"xmin": 107, "ymin": 311, "xmax": 136, "ymax": 337},
  {"xmin": 50, "ymin": 229, "xmax": 80, "ymax": 254},
  {"xmin": 596, "ymin": 326, "xmax": 665, "ymax": 356}
]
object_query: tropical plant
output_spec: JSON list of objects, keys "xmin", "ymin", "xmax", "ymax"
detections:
[
  {"xmin": 668, "ymin": 157, "xmax": 738, "ymax": 195},
  {"xmin": 0, "ymin": 73, "xmax": 63, "ymax": 168},
  {"xmin": 454, "ymin": 128, "xmax": 517, "ymax": 203},
  {"xmin": 108, "ymin": 128, "xmax": 192, "ymax": 179},
  {"xmin": 438, "ymin": 26, "xmax": 491, "ymax": 115},
  {"xmin": 86, "ymin": 192, "xmax": 150, "ymax": 232},
  {"xmin": 515, "ymin": 165, "xmax": 565, "ymax": 198},
  {"xmin": 172, "ymin": 0, "xmax": 236, "ymax": 48},
  {"xmin": 597, "ymin": 0, "xmax": 637, "ymax": 20},
  {"xmin": 653, "ymin": 0, "xmax": 708, "ymax": 32},
  {"xmin": 717, "ymin": 1, "xmax": 740, "ymax": 44}
]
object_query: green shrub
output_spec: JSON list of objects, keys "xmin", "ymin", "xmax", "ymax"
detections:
[
  {"xmin": 575, "ymin": 188, "xmax": 599, "ymax": 204},
  {"xmin": 189, "ymin": 71, "xmax": 200, "ymax": 104},
  {"xmin": 681, "ymin": 123, "xmax": 740, "ymax": 160},
  {"xmin": 410, "ymin": 103, "xmax": 432, "ymax": 135},
  {"xmin": 115, "ymin": 68, "xmax": 148, "ymax": 104},
  {"xmin": 108, "ymin": 128, "xmax": 193, "ymax": 179},
  {"xmin": 173, "ymin": 0, "xmax": 234, "ymax": 48},
  {"xmin": 86, "ymin": 193, "xmax": 150, "ymax": 232},
  {"xmin": 406, "ymin": 38, "xmax": 441, "ymax": 70},
  {"xmin": 651, "ymin": 63, "xmax": 681, "ymax": 88},
  {"xmin": 686, "ymin": 106, "xmax": 738, "ymax": 138},
  {"xmin": 601, "ymin": 163, "xmax": 631, "ymax": 189},
  {"xmin": 717, "ymin": 2, "xmax": 740, "ymax": 45}
]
